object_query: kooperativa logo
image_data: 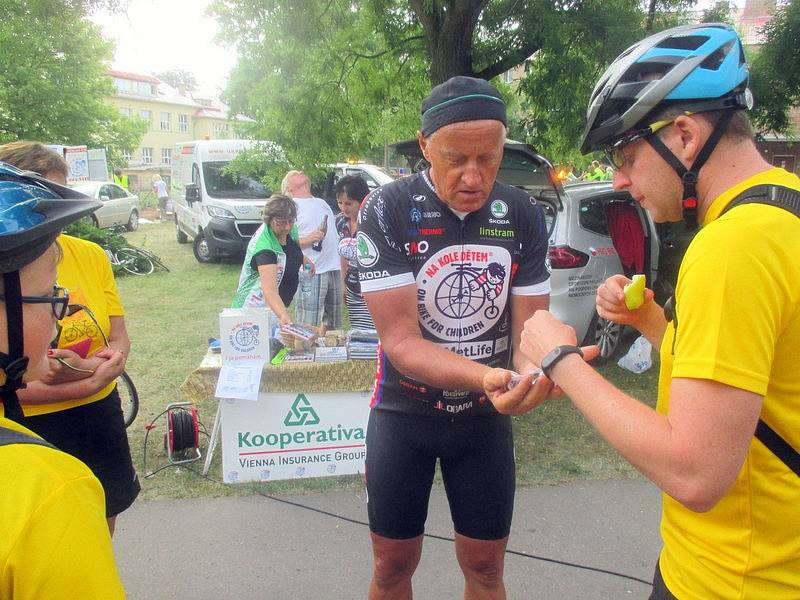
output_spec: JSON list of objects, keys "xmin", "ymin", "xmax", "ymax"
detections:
[{"xmin": 229, "ymin": 322, "xmax": 261, "ymax": 353}]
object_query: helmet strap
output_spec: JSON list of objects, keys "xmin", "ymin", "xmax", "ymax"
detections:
[
  {"xmin": 646, "ymin": 109, "xmax": 736, "ymax": 231},
  {"xmin": 0, "ymin": 271, "xmax": 28, "ymax": 422}
]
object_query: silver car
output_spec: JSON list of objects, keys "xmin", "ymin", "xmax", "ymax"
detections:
[
  {"xmin": 545, "ymin": 181, "xmax": 660, "ymax": 360},
  {"xmin": 73, "ymin": 181, "xmax": 141, "ymax": 231}
]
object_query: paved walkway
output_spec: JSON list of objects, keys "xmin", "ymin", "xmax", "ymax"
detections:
[{"xmin": 113, "ymin": 478, "xmax": 662, "ymax": 599}]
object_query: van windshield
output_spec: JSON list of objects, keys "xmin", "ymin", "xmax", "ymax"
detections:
[{"xmin": 202, "ymin": 162, "xmax": 269, "ymax": 199}]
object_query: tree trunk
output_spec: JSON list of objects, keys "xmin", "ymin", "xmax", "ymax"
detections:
[
  {"xmin": 645, "ymin": 0, "xmax": 658, "ymax": 32},
  {"xmin": 411, "ymin": 0, "xmax": 489, "ymax": 84}
]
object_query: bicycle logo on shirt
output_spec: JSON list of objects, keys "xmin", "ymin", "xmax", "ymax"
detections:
[{"xmin": 417, "ymin": 245, "xmax": 512, "ymax": 341}]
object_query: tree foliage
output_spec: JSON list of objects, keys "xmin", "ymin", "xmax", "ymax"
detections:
[
  {"xmin": 211, "ymin": 0, "xmax": 712, "ymax": 169},
  {"xmin": 156, "ymin": 69, "xmax": 199, "ymax": 91},
  {"xmin": 0, "ymin": 0, "xmax": 145, "ymax": 167},
  {"xmin": 749, "ymin": 0, "xmax": 800, "ymax": 134}
]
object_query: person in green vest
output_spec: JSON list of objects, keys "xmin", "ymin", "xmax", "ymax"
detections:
[
  {"xmin": 585, "ymin": 160, "xmax": 605, "ymax": 181},
  {"xmin": 112, "ymin": 168, "xmax": 128, "ymax": 190}
]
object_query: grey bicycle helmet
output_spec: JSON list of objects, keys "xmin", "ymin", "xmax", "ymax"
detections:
[
  {"xmin": 581, "ymin": 23, "xmax": 749, "ymax": 154},
  {"xmin": 580, "ymin": 24, "xmax": 751, "ymax": 230},
  {"xmin": 0, "ymin": 162, "xmax": 100, "ymax": 420}
]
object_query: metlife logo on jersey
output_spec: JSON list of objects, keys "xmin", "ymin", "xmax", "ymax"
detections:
[{"xmin": 416, "ymin": 244, "xmax": 512, "ymax": 349}]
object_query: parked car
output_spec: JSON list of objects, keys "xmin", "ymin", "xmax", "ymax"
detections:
[
  {"xmin": 331, "ymin": 163, "xmax": 393, "ymax": 190},
  {"xmin": 72, "ymin": 181, "xmax": 141, "ymax": 231},
  {"xmin": 392, "ymin": 140, "xmax": 660, "ymax": 361},
  {"xmin": 548, "ymin": 181, "xmax": 660, "ymax": 360},
  {"xmin": 315, "ymin": 162, "xmax": 395, "ymax": 212}
]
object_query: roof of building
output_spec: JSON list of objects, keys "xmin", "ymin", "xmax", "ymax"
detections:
[{"xmin": 105, "ymin": 69, "xmax": 161, "ymax": 84}]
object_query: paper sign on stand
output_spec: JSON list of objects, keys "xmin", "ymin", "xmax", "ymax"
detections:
[{"xmin": 215, "ymin": 360, "xmax": 263, "ymax": 401}]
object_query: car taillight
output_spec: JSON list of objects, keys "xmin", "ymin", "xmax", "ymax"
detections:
[{"xmin": 548, "ymin": 245, "xmax": 590, "ymax": 269}]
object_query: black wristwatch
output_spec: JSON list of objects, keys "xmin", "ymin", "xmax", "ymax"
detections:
[{"xmin": 540, "ymin": 345, "xmax": 584, "ymax": 379}]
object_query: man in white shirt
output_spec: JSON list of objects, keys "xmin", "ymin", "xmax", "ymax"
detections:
[{"xmin": 281, "ymin": 170, "xmax": 343, "ymax": 329}]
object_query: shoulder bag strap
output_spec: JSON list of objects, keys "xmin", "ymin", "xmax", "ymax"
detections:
[{"xmin": 720, "ymin": 183, "xmax": 800, "ymax": 477}]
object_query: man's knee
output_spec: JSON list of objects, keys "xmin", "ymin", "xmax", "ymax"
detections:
[
  {"xmin": 458, "ymin": 554, "xmax": 503, "ymax": 588},
  {"xmin": 371, "ymin": 534, "xmax": 423, "ymax": 588},
  {"xmin": 455, "ymin": 536, "xmax": 506, "ymax": 588}
]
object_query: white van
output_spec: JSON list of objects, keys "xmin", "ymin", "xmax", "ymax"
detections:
[{"xmin": 172, "ymin": 139, "xmax": 271, "ymax": 263}]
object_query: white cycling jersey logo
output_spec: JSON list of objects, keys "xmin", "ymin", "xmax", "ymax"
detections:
[
  {"xmin": 356, "ymin": 232, "xmax": 379, "ymax": 267},
  {"xmin": 416, "ymin": 245, "xmax": 512, "ymax": 341}
]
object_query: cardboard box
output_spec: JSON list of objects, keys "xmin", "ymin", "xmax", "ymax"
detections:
[{"xmin": 219, "ymin": 308, "xmax": 274, "ymax": 364}]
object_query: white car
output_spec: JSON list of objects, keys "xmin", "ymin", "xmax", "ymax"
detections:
[
  {"xmin": 73, "ymin": 181, "xmax": 140, "ymax": 231},
  {"xmin": 330, "ymin": 163, "xmax": 393, "ymax": 190}
]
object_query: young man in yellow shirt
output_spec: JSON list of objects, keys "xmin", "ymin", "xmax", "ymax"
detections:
[{"xmin": 513, "ymin": 24, "xmax": 800, "ymax": 599}]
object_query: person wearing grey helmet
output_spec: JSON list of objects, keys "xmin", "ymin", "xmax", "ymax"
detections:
[{"xmin": 521, "ymin": 23, "xmax": 800, "ymax": 599}]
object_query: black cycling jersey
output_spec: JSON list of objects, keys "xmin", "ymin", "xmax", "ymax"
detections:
[{"xmin": 356, "ymin": 170, "xmax": 550, "ymax": 417}]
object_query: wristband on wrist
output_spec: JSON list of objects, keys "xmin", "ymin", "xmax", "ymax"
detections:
[{"xmin": 540, "ymin": 345, "xmax": 584, "ymax": 379}]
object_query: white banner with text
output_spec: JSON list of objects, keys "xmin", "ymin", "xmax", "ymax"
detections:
[{"xmin": 220, "ymin": 391, "xmax": 371, "ymax": 483}]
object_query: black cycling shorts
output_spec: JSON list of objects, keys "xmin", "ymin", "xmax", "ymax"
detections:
[
  {"xmin": 18, "ymin": 387, "xmax": 140, "ymax": 518},
  {"xmin": 365, "ymin": 408, "xmax": 515, "ymax": 540}
]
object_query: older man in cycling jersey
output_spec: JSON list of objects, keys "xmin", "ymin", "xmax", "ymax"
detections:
[{"xmin": 357, "ymin": 76, "xmax": 595, "ymax": 599}]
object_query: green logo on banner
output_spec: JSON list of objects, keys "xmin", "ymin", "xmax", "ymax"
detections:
[{"xmin": 283, "ymin": 394, "xmax": 320, "ymax": 426}]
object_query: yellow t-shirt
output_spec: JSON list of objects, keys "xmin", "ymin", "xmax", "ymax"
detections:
[
  {"xmin": 22, "ymin": 235, "xmax": 125, "ymax": 416},
  {"xmin": 0, "ymin": 417, "xmax": 126, "ymax": 599},
  {"xmin": 657, "ymin": 168, "xmax": 800, "ymax": 598}
]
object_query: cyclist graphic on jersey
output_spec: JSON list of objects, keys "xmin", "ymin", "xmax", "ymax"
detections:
[{"xmin": 435, "ymin": 261, "xmax": 505, "ymax": 321}]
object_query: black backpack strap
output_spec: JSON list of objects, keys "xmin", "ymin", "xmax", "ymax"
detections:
[
  {"xmin": 721, "ymin": 184, "xmax": 800, "ymax": 218},
  {"xmin": 0, "ymin": 425, "xmax": 56, "ymax": 450},
  {"xmin": 755, "ymin": 421, "xmax": 800, "ymax": 477},
  {"xmin": 720, "ymin": 183, "xmax": 800, "ymax": 477}
]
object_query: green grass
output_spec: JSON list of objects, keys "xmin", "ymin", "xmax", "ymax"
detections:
[{"xmin": 117, "ymin": 221, "xmax": 660, "ymax": 499}]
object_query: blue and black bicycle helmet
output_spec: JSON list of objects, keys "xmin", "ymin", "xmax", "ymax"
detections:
[
  {"xmin": 0, "ymin": 162, "xmax": 100, "ymax": 419},
  {"xmin": 580, "ymin": 23, "xmax": 751, "ymax": 228}
]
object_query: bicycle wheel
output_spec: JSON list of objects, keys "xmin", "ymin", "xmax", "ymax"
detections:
[
  {"xmin": 115, "ymin": 247, "xmax": 155, "ymax": 275},
  {"xmin": 116, "ymin": 371, "xmax": 139, "ymax": 428},
  {"xmin": 136, "ymin": 247, "xmax": 170, "ymax": 272}
]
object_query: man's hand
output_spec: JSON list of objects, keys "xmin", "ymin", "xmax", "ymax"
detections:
[
  {"xmin": 520, "ymin": 310, "xmax": 599, "ymax": 367},
  {"xmin": 482, "ymin": 368, "xmax": 556, "ymax": 415},
  {"xmin": 307, "ymin": 230, "xmax": 325, "ymax": 243},
  {"xmin": 596, "ymin": 274, "xmax": 656, "ymax": 327}
]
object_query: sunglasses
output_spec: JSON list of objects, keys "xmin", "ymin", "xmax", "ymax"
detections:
[{"xmin": 0, "ymin": 285, "xmax": 69, "ymax": 320}]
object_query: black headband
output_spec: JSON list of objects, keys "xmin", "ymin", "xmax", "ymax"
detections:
[{"xmin": 421, "ymin": 76, "xmax": 507, "ymax": 136}]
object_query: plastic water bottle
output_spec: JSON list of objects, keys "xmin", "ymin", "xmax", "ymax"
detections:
[{"xmin": 301, "ymin": 261, "xmax": 312, "ymax": 297}]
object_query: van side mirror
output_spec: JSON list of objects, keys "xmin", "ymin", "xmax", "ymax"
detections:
[{"xmin": 185, "ymin": 183, "xmax": 200, "ymax": 204}]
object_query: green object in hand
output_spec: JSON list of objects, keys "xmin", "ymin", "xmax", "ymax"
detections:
[{"xmin": 623, "ymin": 274, "xmax": 646, "ymax": 310}]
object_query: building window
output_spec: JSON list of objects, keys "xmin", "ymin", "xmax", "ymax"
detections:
[
  {"xmin": 122, "ymin": 149, "xmax": 132, "ymax": 164},
  {"xmin": 162, "ymin": 148, "xmax": 171, "ymax": 165},
  {"xmin": 142, "ymin": 147, "xmax": 153, "ymax": 164},
  {"xmin": 160, "ymin": 112, "xmax": 171, "ymax": 131},
  {"xmin": 119, "ymin": 107, "xmax": 131, "ymax": 117},
  {"xmin": 213, "ymin": 122, "xmax": 230, "ymax": 138},
  {"xmin": 178, "ymin": 114, "xmax": 188, "ymax": 133},
  {"xmin": 140, "ymin": 109, "xmax": 152, "ymax": 123}
]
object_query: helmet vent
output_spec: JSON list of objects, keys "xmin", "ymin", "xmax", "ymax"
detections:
[
  {"xmin": 655, "ymin": 35, "xmax": 707, "ymax": 51},
  {"xmin": 700, "ymin": 40, "xmax": 734, "ymax": 71}
]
